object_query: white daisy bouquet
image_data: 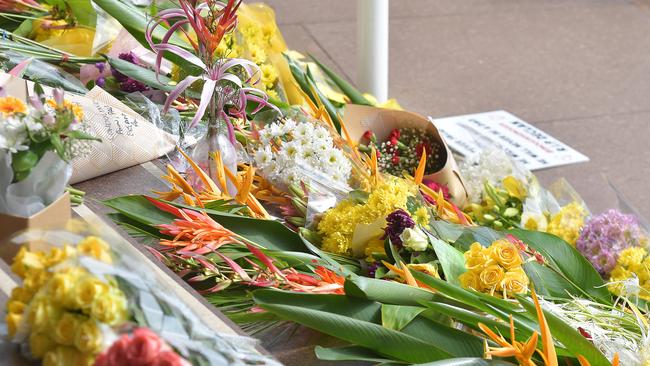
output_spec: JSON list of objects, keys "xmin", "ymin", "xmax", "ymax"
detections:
[{"xmin": 253, "ymin": 118, "xmax": 352, "ymax": 190}]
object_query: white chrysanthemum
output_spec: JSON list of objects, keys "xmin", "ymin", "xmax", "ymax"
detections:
[
  {"xmin": 282, "ymin": 118, "xmax": 297, "ymax": 134},
  {"xmin": 460, "ymin": 146, "xmax": 519, "ymax": 203},
  {"xmin": 254, "ymin": 119, "xmax": 352, "ymax": 188},
  {"xmin": 254, "ymin": 145, "xmax": 273, "ymax": 168},
  {"xmin": 269, "ymin": 122, "xmax": 283, "ymax": 137}
]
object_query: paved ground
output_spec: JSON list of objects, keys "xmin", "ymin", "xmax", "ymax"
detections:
[{"xmin": 266, "ymin": 0, "xmax": 650, "ymax": 220}]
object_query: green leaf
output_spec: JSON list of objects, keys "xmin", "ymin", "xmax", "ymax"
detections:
[
  {"xmin": 315, "ymin": 345, "xmax": 400, "ymax": 364},
  {"xmin": 509, "ymin": 228, "xmax": 611, "ymax": 303},
  {"xmin": 305, "ymin": 66, "xmax": 342, "ymax": 132},
  {"xmin": 103, "ymin": 195, "xmax": 178, "ymax": 226},
  {"xmin": 253, "ymin": 290, "xmax": 453, "ymax": 363},
  {"xmin": 381, "ymin": 304, "xmax": 424, "ymax": 331},
  {"xmin": 105, "ymin": 55, "xmax": 194, "ymax": 94},
  {"xmin": 104, "ymin": 195, "xmax": 308, "ymax": 253},
  {"xmin": 309, "ymin": 54, "xmax": 373, "ymax": 106},
  {"xmin": 344, "ymin": 275, "xmax": 439, "ymax": 306},
  {"xmin": 427, "ymin": 232, "xmax": 466, "ymax": 285},
  {"xmin": 11, "ymin": 150, "xmax": 38, "ymax": 172},
  {"xmin": 517, "ymin": 295, "xmax": 610, "ymax": 366}
]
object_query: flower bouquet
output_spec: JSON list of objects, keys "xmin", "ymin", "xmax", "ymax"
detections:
[
  {"xmin": 343, "ymin": 104, "xmax": 469, "ymax": 207},
  {"xmin": 0, "ymin": 86, "xmax": 98, "ymax": 248},
  {"xmin": 3, "ymin": 223, "xmax": 281, "ymax": 365}
]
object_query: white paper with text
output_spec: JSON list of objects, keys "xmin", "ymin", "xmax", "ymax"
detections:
[{"xmin": 430, "ymin": 110, "xmax": 589, "ymax": 171}]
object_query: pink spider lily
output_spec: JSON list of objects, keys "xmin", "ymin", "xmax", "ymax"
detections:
[{"xmin": 145, "ymin": 0, "xmax": 278, "ymax": 136}]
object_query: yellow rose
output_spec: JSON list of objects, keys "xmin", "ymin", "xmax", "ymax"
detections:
[
  {"xmin": 54, "ymin": 312, "xmax": 83, "ymax": 346},
  {"xmin": 90, "ymin": 290, "xmax": 127, "ymax": 326},
  {"xmin": 11, "ymin": 247, "xmax": 45, "ymax": 279},
  {"xmin": 46, "ymin": 245, "xmax": 77, "ymax": 267},
  {"xmin": 490, "ymin": 240, "xmax": 523, "ymax": 270},
  {"xmin": 479, "ymin": 264, "xmax": 505, "ymax": 289},
  {"xmin": 459, "ymin": 271, "xmax": 482, "ymax": 291},
  {"xmin": 11, "ymin": 286, "xmax": 33, "ymax": 303},
  {"xmin": 7, "ymin": 300, "xmax": 26, "ymax": 314},
  {"xmin": 49, "ymin": 273, "xmax": 77, "ymax": 307},
  {"xmin": 27, "ymin": 296, "xmax": 61, "ymax": 332},
  {"xmin": 43, "ymin": 346, "xmax": 88, "ymax": 366},
  {"xmin": 74, "ymin": 319, "xmax": 103, "ymax": 354},
  {"xmin": 6, "ymin": 312, "xmax": 22, "ymax": 338},
  {"xmin": 501, "ymin": 268, "xmax": 529, "ymax": 296},
  {"xmin": 77, "ymin": 236, "xmax": 112, "ymax": 264},
  {"xmin": 30, "ymin": 332, "xmax": 56, "ymax": 358},
  {"xmin": 464, "ymin": 242, "xmax": 490, "ymax": 271},
  {"xmin": 23, "ymin": 269, "xmax": 50, "ymax": 293},
  {"xmin": 72, "ymin": 276, "xmax": 109, "ymax": 310}
]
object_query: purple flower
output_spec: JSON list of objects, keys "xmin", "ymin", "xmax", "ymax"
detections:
[
  {"xmin": 382, "ymin": 209, "xmax": 416, "ymax": 246},
  {"xmin": 110, "ymin": 53, "xmax": 149, "ymax": 93},
  {"xmin": 576, "ymin": 209, "xmax": 646, "ymax": 277},
  {"xmin": 95, "ymin": 62, "xmax": 106, "ymax": 73},
  {"xmin": 96, "ymin": 77, "xmax": 106, "ymax": 88},
  {"xmin": 367, "ymin": 262, "xmax": 380, "ymax": 278}
]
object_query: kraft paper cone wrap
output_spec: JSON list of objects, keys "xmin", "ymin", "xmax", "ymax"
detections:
[
  {"xmin": 0, "ymin": 73, "xmax": 176, "ymax": 184},
  {"xmin": 343, "ymin": 104, "xmax": 468, "ymax": 207}
]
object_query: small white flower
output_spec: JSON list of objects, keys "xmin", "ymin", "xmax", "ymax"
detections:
[
  {"xmin": 294, "ymin": 122, "xmax": 314, "ymax": 139},
  {"xmin": 254, "ymin": 146, "xmax": 273, "ymax": 167},
  {"xmin": 24, "ymin": 117, "xmax": 43, "ymax": 133},
  {"xmin": 269, "ymin": 122, "xmax": 283, "ymax": 137},
  {"xmin": 282, "ymin": 118, "xmax": 297, "ymax": 134}
]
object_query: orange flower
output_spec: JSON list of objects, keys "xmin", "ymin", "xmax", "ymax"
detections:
[
  {"xmin": 0, "ymin": 96, "xmax": 27, "ymax": 116},
  {"xmin": 46, "ymin": 99, "xmax": 84, "ymax": 120},
  {"xmin": 283, "ymin": 266, "xmax": 345, "ymax": 294},
  {"xmin": 148, "ymin": 198, "xmax": 242, "ymax": 254}
]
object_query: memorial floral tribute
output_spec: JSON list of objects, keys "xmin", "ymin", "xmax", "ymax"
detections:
[{"xmin": 3, "ymin": 1, "xmax": 650, "ymax": 366}]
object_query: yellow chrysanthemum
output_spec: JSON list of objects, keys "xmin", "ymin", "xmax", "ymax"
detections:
[
  {"xmin": 0, "ymin": 96, "xmax": 27, "ymax": 116},
  {"xmin": 260, "ymin": 63, "xmax": 278, "ymax": 88},
  {"xmin": 318, "ymin": 178, "xmax": 417, "ymax": 256},
  {"xmin": 546, "ymin": 202, "xmax": 587, "ymax": 246},
  {"xmin": 248, "ymin": 44, "xmax": 267, "ymax": 64},
  {"xmin": 609, "ymin": 247, "xmax": 650, "ymax": 300}
]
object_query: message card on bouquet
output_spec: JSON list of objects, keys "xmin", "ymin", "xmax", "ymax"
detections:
[{"xmin": 431, "ymin": 110, "xmax": 589, "ymax": 171}]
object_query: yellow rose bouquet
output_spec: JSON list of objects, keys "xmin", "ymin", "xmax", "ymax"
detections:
[
  {"xmin": 5, "ymin": 236, "xmax": 126, "ymax": 364},
  {"xmin": 459, "ymin": 238, "xmax": 530, "ymax": 298},
  {"xmin": 4, "ymin": 223, "xmax": 283, "ymax": 365}
]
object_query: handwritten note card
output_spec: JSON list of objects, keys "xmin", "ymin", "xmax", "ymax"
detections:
[{"xmin": 430, "ymin": 110, "xmax": 589, "ymax": 171}]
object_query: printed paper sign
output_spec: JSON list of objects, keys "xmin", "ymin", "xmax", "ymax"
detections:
[{"xmin": 430, "ymin": 110, "xmax": 589, "ymax": 171}]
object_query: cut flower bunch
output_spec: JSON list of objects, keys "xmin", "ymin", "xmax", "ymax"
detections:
[{"xmin": 2, "ymin": 0, "xmax": 650, "ymax": 366}]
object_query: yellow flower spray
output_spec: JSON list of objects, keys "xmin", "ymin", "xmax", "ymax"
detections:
[{"xmin": 459, "ymin": 239, "xmax": 529, "ymax": 298}]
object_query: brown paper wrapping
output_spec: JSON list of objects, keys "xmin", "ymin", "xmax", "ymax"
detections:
[
  {"xmin": 344, "ymin": 104, "xmax": 468, "ymax": 207},
  {"xmin": 0, "ymin": 192, "xmax": 71, "ymax": 263}
]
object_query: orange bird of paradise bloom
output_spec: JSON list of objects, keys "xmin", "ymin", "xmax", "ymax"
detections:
[
  {"xmin": 153, "ymin": 148, "xmax": 269, "ymax": 219},
  {"xmin": 478, "ymin": 288, "xmax": 619, "ymax": 366}
]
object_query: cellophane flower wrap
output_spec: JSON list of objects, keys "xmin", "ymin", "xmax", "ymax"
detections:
[
  {"xmin": 3, "ymin": 223, "xmax": 282, "ymax": 366},
  {"xmin": 0, "ymin": 89, "xmax": 98, "ymax": 217}
]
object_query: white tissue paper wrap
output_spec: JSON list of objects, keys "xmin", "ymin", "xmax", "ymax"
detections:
[{"xmin": 0, "ymin": 151, "xmax": 71, "ymax": 217}]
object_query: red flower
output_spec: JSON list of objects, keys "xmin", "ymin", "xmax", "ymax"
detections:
[
  {"xmin": 127, "ymin": 328, "xmax": 163, "ymax": 366},
  {"xmin": 389, "ymin": 136, "xmax": 399, "ymax": 146},
  {"xmin": 362, "ymin": 130, "xmax": 373, "ymax": 140},
  {"xmin": 391, "ymin": 155, "xmax": 400, "ymax": 165},
  {"xmin": 422, "ymin": 179, "xmax": 450, "ymax": 200},
  {"xmin": 94, "ymin": 328, "xmax": 190, "ymax": 366},
  {"xmin": 388, "ymin": 128, "xmax": 400, "ymax": 140}
]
